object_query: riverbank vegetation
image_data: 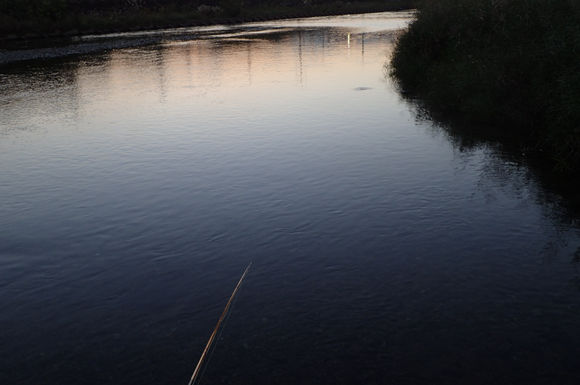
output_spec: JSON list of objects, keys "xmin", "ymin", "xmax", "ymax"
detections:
[
  {"xmin": 0, "ymin": 0, "xmax": 413, "ymax": 38},
  {"xmin": 389, "ymin": 0, "xmax": 580, "ymax": 170}
]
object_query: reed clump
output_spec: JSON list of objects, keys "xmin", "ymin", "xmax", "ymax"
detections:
[{"xmin": 389, "ymin": 0, "xmax": 580, "ymax": 169}]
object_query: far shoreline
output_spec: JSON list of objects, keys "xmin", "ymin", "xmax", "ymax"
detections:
[{"xmin": 0, "ymin": 1, "xmax": 415, "ymax": 43}]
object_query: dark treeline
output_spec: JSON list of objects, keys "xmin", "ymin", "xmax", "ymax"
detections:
[
  {"xmin": 0, "ymin": 0, "xmax": 413, "ymax": 37},
  {"xmin": 1, "ymin": 0, "xmax": 323, "ymax": 16}
]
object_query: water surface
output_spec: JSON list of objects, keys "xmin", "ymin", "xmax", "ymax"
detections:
[{"xmin": 1, "ymin": 12, "xmax": 580, "ymax": 385}]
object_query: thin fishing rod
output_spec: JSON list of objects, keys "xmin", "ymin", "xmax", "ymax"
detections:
[{"xmin": 188, "ymin": 262, "xmax": 252, "ymax": 385}]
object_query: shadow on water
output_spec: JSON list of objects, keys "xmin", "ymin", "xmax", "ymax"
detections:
[{"xmin": 391, "ymin": 79, "xmax": 580, "ymax": 274}]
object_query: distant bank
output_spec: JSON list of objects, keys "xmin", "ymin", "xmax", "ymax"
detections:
[
  {"xmin": 389, "ymin": 0, "xmax": 580, "ymax": 171},
  {"xmin": 0, "ymin": 0, "xmax": 414, "ymax": 40}
]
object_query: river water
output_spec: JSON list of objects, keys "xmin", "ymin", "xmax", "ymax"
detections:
[{"xmin": 1, "ymin": 11, "xmax": 580, "ymax": 385}]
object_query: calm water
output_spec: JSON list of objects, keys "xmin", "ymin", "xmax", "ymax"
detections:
[{"xmin": 2, "ymin": 12, "xmax": 580, "ymax": 385}]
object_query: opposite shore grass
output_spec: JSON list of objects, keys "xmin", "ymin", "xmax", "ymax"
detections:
[
  {"xmin": 389, "ymin": 0, "xmax": 580, "ymax": 171},
  {"xmin": 0, "ymin": 0, "xmax": 414, "ymax": 40}
]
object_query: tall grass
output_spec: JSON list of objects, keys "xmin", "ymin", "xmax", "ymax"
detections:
[{"xmin": 389, "ymin": 0, "xmax": 580, "ymax": 169}]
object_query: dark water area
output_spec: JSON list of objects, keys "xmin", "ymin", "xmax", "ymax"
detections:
[{"xmin": 1, "ymin": 12, "xmax": 580, "ymax": 385}]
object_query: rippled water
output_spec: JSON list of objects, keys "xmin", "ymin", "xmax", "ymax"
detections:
[{"xmin": 2, "ymin": 12, "xmax": 580, "ymax": 385}]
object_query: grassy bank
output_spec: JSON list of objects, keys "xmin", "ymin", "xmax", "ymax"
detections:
[
  {"xmin": 389, "ymin": 0, "xmax": 580, "ymax": 170},
  {"xmin": 0, "ymin": 0, "xmax": 413, "ymax": 39}
]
